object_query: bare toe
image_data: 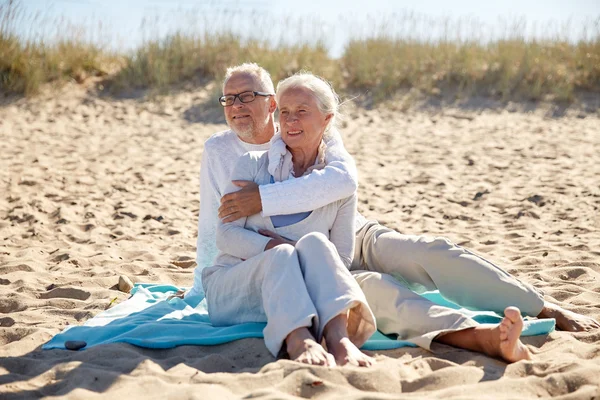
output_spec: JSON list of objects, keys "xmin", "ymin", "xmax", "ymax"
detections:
[
  {"xmin": 328, "ymin": 338, "xmax": 375, "ymax": 367},
  {"xmin": 499, "ymin": 307, "xmax": 531, "ymax": 363},
  {"xmin": 288, "ymin": 338, "xmax": 336, "ymax": 367}
]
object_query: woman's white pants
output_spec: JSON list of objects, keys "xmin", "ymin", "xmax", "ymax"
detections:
[{"xmin": 202, "ymin": 232, "xmax": 376, "ymax": 357}]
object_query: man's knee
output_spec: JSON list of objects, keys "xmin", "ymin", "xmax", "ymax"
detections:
[{"xmin": 416, "ymin": 235, "xmax": 456, "ymax": 251}]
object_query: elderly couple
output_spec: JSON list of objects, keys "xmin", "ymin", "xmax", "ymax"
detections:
[{"xmin": 186, "ymin": 63, "xmax": 599, "ymax": 367}]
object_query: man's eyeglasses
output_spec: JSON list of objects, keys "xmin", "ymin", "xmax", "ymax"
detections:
[{"xmin": 219, "ymin": 91, "xmax": 273, "ymax": 107}]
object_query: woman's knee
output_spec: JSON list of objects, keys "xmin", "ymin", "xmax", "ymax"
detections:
[
  {"xmin": 262, "ymin": 243, "xmax": 302, "ymax": 281},
  {"xmin": 263, "ymin": 243, "xmax": 298, "ymax": 271},
  {"xmin": 266, "ymin": 243, "xmax": 297, "ymax": 262},
  {"xmin": 296, "ymin": 232, "xmax": 330, "ymax": 251}
]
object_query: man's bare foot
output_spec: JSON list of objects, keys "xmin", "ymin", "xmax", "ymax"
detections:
[
  {"xmin": 323, "ymin": 314, "xmax": 375, "ymax": 367},
  {"xmin": 436, "ymin": 307, "xmax": 531, "ymax": 363},
  {"xmin": 286, "ymin": 328, "xmax": 336, "ymax": 367},
  {"xmin": 537, "ymin": 302, "xmax": 600, "ymax": 332},
  {"xmin": 326, "ymin": 336, "xmax": 375, "ymax": 367},
  {"xmin": 497, "ymin": 307, "xmax": 532, "ymax": 363}
]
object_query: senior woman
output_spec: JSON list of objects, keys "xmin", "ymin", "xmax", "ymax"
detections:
[{"xmin": 201, "ymin": 76, "xmax": 377, "ymax": 367}]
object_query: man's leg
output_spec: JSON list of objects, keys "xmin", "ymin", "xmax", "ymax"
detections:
[
  {"xmin": 352, "ymin": 270, "xmax": 478, "ymax": 349},
  {"xmin": 353, "ymin": 222, "xmax": 599, "ymax": 331},
  {"xmin": 436, "ymin": 307, "xmax": 532, "ymax": 363},
  {"xmin": 353, "ymin": 271, "xmax": 532, "ymax": 363}
]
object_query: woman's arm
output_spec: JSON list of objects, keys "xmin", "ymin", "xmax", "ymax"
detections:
[
  {"xmin": 328, "ymin": 192, "xmax": 358, "ymax": 269},
  {"xmin": 258, "ymin": 129, "xmax": 358, "ymax": 216},
  {"xmin": 216, "ymin": 153, "xmax": 272, "ymax": 260}
]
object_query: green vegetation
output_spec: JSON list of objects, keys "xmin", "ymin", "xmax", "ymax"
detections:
[
  {"xmin": 1, "ymin": 0, "xmax": 599, "ymax": 103},
  {"xmin": 0, "ymin": 0, "xmax": 120, "ymax": 96},
  {"xmin": 342, "ymin": 38, "xmax": 600, "ymax": 102}
]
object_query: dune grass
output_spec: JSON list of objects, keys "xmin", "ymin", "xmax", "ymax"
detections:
[
  {"xmin": 109, "ymin": 33, "xmax": 337, "ymax": 94},
  {"xmin": 0, "ymin": 0, "xmax": 120, "ymax": 96},
  {"xmin": 1, "ymin": 0, "xmax": 599, "ymax": 104},
  {"xmin": 342, "ymin": 37, "xmax": 600, "ymax": 102}
]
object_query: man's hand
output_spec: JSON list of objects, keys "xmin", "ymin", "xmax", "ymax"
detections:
[
  {"xmin": 260, "ymin": 229, "xmax": 297, "ymax": 250},
  {"xmin": 219, "ymin": 180, "xmax": 262, "ymax": 222}
]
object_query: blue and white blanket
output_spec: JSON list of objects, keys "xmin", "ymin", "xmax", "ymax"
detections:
[{"xmin": 43, "ymin": 284, "xmax": 555, "ymax": 351}]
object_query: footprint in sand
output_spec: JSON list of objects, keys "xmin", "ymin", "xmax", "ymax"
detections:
[
  {"xmin": 0, "ymin": 298, "xmax": 28, "ymax": 313},
  {"xmin": 0, "ymin": 327, "xmax": 40, "ymax": 346},
  {"xmin": 39, "ymin": 287, "xmax": 91, "ymax": 301},
  {"xmin": 0, "ymin": 317, "xmax": 15, "ymax": 327},
  {"xmin": 0, "ymin": 264, "xmax": 35, "ymax": 274},
  {"xmin": 51, "ymin": 253, "xmax": 70, "ymax": 262}
]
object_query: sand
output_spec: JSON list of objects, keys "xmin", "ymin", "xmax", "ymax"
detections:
[{"xmin": 1, "ymin": 83, "xmax": 600, "ymax": 399}]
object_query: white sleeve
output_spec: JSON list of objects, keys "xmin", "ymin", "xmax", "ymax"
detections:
[
  {"xmin": 258, "ymin": 129, "xmax": 358, "ymax": 217},
  {"xmin": 329, "ymin": 193, "xmax": 357, "ymax": 269},
  {"xmin": 216, "ymin": 154, "xmax": 271, "ymax": 259},
  {"xmin": 195, "ymin": 150, "xmax": 220, "ymax": 270}
]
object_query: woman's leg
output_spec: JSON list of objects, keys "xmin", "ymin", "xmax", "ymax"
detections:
[
  {"xmin": 295, "ymin": 232, "xmax": 377, "ymax": 366},
  {"xmin": 323, "ymin": 313, "xmax": 375, "ymax": 367},
  {"xmin": 204, "ymin": 244, "xmax": 331, "ymax": 364}
]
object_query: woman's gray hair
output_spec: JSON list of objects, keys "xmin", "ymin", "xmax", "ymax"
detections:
[
  {"xmin": 275, "ymin": 72, "xmax": 341, "ymax": 133},
  {"xmin": 222, "ymin": 63, "xmax": 275, "ymax": 94}
]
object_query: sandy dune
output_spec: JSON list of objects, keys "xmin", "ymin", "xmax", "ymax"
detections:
[{"xmin": 1, "ymin": 84, "xmax": 600, "ymax": 399}]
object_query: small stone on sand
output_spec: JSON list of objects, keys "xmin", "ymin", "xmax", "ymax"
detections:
[
  {"xmin": 65, "ymin": 340, "xmax": 87, "ymax": 351},
  {"xmin": 118, "ymin": 275, "xmax": 134, "ymax": 293}
]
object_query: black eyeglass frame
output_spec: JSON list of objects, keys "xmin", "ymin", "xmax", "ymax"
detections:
[{"xmin": 219, "ymin": 91, "xmax": 274, "ymax": 107}]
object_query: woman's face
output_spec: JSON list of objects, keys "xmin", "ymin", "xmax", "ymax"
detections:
[{"xmin": 278, "ymin": 87, "xmax": 332, "ymax": 153}]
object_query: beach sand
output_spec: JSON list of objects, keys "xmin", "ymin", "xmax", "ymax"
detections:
[{"xmin": 2, "ymin": 84, "xmax": 600, "ymax": 399}]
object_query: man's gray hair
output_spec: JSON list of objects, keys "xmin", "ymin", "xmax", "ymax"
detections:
[
  {"xmin": 222, "ymin": 63, "xmax": 275, "ymax": 94},
  {"xmin": 275, "ymin": 72, "xmax": 341, "ymax": 131}
]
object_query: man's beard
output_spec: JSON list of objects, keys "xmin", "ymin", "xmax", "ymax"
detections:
[{"xmin": 227, "ymin": 116, "xmax": 258, "ymax": 140}]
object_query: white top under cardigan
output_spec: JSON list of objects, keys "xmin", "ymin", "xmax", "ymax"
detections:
[{"xmin": 191, "ymin": 128, "xmax": 367, "ymax": 296}]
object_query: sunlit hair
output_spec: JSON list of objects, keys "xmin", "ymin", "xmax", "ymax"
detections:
[
  {"xmin": 222, "ymin": 63, "xmax": 275, "ymax": 94},
  {"xmin": 276, "ymin": 72, "xmax": 341, "ymax": 132}
]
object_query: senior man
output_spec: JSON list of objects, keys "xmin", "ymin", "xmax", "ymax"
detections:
[{"xmin": 190, "ymin": 62, "xmax": 599, "ymax": 335}]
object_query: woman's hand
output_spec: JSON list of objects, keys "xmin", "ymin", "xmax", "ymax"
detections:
[{"xmin": 260, "ymin": 229, "xmax": 297, "ymax": 250}]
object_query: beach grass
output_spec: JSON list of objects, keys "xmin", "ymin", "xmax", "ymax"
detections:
[
  {"xmin": 0, "ymin": 0, "xmax": 122, "ymax": 96},
  {"xmin": 1, "ymin": 0, "xmax": 598, "ymax": 103}
]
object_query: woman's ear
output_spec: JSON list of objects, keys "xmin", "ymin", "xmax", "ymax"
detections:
[{"xmin": 323, "ymin": 113, "xmax": 334, "ymax": 132}]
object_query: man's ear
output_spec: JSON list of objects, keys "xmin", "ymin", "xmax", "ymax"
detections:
[
  {"xmin": 268, "ymin": 96, "xmax": 277, "ymax": 113},
  {"xmin": 325, "ymin": 113, "xmax": 333, "ymax": 123}
]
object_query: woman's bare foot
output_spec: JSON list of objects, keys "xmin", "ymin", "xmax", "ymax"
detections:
[
  {"xmin": 286, "ymin": 327, "xmax": 336, "ymax": 367},
  {"xmin": 436, "ymin": 306, "xmax": 531, "ymax": 363},
  {"xmin": 326, "ymin": 337, "xmax": 375, "ymax": 367},
  {"xmin": 323, "ymin": 314, "xmax": 375, "ymax": 367},
  {"xmin": 537, "ymin": 302, "xmax": 600, "ymax": 332}
]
